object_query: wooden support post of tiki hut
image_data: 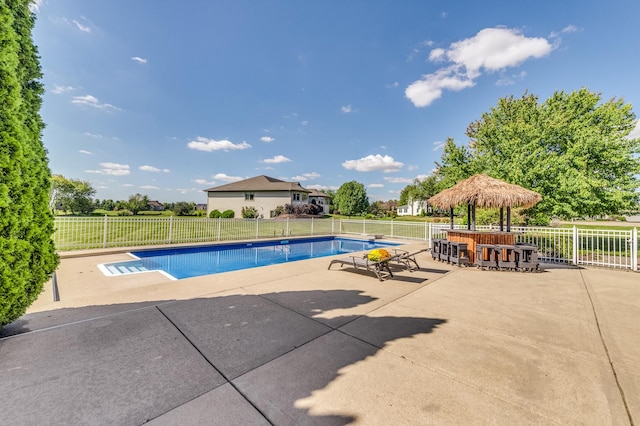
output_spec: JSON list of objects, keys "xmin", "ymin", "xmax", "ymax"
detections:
[{"xmin": 450, "ymin": 207, "xmax": 454, "ymax": 229}]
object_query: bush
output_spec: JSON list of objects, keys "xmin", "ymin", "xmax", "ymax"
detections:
[
  {"xmin": 273, "ymin": 205, "xmax": 286, "ymax": 217},
  {"xmin": 242, "ymin": 206, "xmax": 258, "ymax": 218},
  {"xmin": 209, "ymin": 209, "xmax": 222, "ymax": 218},
  {"xmin": 116, "ymin": 209, "xmax": 133, "ymax": 216},
  {"xmin": 221, "ymin": 209, "xmax": 235, "ymax": 218}
]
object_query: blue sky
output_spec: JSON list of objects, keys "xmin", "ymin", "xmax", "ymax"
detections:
[{"xmin": 31, "ymin": 0, "xmax": 640, "ymax": 204}]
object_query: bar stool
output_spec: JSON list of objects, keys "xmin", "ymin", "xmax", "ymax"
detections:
[
  {"xmin": 449, "ymin": 241, "xmax": 469, "ymax": 266},
  {"xmin": 431, "ymin": 239, "xmax": 444, "ymax": 261},
  {"xmin": 475, "ymin": 244, "xmax": 499, "ymax": 270},
  {"xmin": 514, "ymin": 244, "xmax": 539, "ymax": 271},
  {"xmin": 497, "ymin": 244, "xmax": 517, "ymax": 270},
  {"xmin": 438, "ymin": 240, "xmax": 450, "ymax": 263}
]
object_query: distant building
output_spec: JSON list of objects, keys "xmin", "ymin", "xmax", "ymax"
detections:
[
  {"xmin": 397, "ymin": 199, "xmax": 428, "ymax": 216},
  {"xmin": 204, "ymin": 175, "xmax": 330, "ymax": 218},
  {"xmin": 147, "ymin": 200, "xmax": 164, "ymax": 211}
]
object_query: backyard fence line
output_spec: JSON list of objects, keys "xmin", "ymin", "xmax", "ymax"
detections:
[{"xmin": 53, "ymin": 216, "xmax": 639, "ymax": 272}]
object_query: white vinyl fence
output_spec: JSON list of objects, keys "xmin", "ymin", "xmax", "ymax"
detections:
[{"xmin": 53, "ymin": 217, "xmax": 639, "ymax": 272}]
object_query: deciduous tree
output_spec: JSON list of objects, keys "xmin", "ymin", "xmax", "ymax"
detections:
[
  {"xmin": 466, "ymin": 89, "xmax": 640, "ymax": 219},
  {"xmin": 334, "ymin": 181, "xmax": 369, "ymax": 216}
]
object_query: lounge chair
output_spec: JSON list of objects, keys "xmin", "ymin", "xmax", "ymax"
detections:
[
  {"xmin": 391, "ymin": 248, "xmax": 430, "ymax": 272},
  {"xmin": 328, "ymin": 255, "xmax": 394, "ymax": 281}
]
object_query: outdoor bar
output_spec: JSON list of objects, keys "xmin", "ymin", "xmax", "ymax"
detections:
[{"xmin": 429, "ymin": 174, "xmax": 542, "ymax": 268}]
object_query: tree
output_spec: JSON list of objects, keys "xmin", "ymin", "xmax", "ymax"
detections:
[
  {"xmin": 465, "ymin": 89, "xmax": 640, "ymax": 220},
  {"xmin": 334, "ymin": 181, "xmax": 369, "ymax": 216},
  {"xmin": 434, "ymin": 137, "xmax": 475, "ymax": 188},
  {"xmin": 127, "ymin": 193, "xmax": 149, "ymax": 215},
  {"xmin": 1, "ymin": 1, "xmax": 59, "ymax": 326},
  {"xmin": 51, "ymin": 175, "xmax": 96, "ymax": 215},
  {"xmin": 173, "ymin": 201, "xmax": 194, "ymax": 216}
]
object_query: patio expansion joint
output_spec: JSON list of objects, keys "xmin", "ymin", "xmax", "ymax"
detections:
[
  {"xmin": 152, "ymin": 304, "xmax": 275, "ymax": 425},
  {"xmin": 579, "ymin": 269, "xmax": 635, "ymax": 426}
]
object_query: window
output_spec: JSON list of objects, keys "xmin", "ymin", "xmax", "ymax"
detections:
[
  {"xmin": 245, "ymin": 192, "xmax": 255, "ymax": 201},
  {"xmin": 292, "ymin": 193, "xmax": 301, "ymax": 202}
]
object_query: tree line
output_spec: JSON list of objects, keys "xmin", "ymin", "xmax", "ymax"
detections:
[{"xmin": 51, "ymin": 175, "xmax": 200, "ymax": 216}]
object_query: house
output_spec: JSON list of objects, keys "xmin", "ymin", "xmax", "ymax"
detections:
[
  {"xmin": 307, "ymin": 189, "xmax": 331, "ymax": 215},
  {"xmin": 204, "ymin": 175, "xmax": 315, "ymax": 218},
  {"xmin": 147, "ymin": 200, "xmax": 165, "ymax": 211},
  {"xmin": 397, "ymin": 199, "xmax": 429, "ymax": 216}
]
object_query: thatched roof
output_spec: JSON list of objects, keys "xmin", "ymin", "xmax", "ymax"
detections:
[{"xmin": 428, "ymin": 174, "xmax": 542, "ymax": 209}]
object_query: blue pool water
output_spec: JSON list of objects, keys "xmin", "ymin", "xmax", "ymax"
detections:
[{"xmin": 100, "ymin": 237, "xmax": 399, "ymax": 280}]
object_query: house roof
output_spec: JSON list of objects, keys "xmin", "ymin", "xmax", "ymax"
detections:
[
  {"xmin": 308, "ymin": 190, "xmax": 330, "ymax": 198},
  {"xmin": 204, "ymin": 175, "xmax": 311, "ymax": 193}
]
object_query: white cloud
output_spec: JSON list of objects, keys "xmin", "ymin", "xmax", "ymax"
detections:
[
  {"xmin": 72, "ymin": 19, "xmax": 91, "ymax": 33},
  {"xmin": 260, "ymin": 136, "xmax": 275, "ymax": 143},
  {"xmin": 131, "ymin": 56, "xmax": 147, "ymax": 64},
  {"xmin": 72, "ymin": 95, "xmax": 121, "ymax": 111},
  {"xmin": 414, "ymin": 174, "xmax": 431, "ymax": 181},
  {"xmin": 629, "ymin": 120, "xmax": 640, "ymax": 139},
  {"xmin": 433, "ymin": 140, "xmax": 446, "ymax": 151},
  {"xmin": 306, "ymin": 184, "xmax": 338, "ymax": 191},
  {"xmin": 192, "ymin": 178, "xmax": 215, "ymax": 186},
  {"xmin": 139, "ymin": 165, "xmax": 170, "ymax": 173},
  {"xmin": 341, "ymin": 105, "xmax": 353, "ymax": 113},
  {"xmin": 187, "ymin": 137, "xmax": 251, "ymax": 152},
  {"xmin": 85, "ymin": 162, "xmax": 130, "ymax": 176},
  {"xmin": 384, "ymin": 176, "xmax": 413, "ymax": 184},
  {"xmin": 290, "ymin": 172, "xmax": 320, "ymax": 181},
  {"xmin": 52, "ymin": 84, "xmax": 75, "ymax": 94},
  {"xmin": 496, "ymin": 70, "xmax": 527, "ymax": 86},
  {"xmin": 78, "ymin": 150, "xmax": 92, "ymax": 155},
  {"xmin": 211, "ymin": 173, "xmax": 244, "ymax": 182},
  {"xmin": 301, "ymin": 120, "xmax": 309, "ymax": 126},
  {"xmin": 140, "ymin": 185, "xmax": 159, "ymax": 190},
  {"xmin": 341, "ymin": 154, "xmax": 404, "ymax": 173},
  {"xmin": 406, "ymin": 27, "xmax": 553, "ymax": 107},
  {"xmin": 261, "ymin": 155, "xmax": 291, "ymax": 164},
  {"xmin": 84, "ymin": 132, "xmax": 102, "ymax": 138},
  {"xmin": 368, "ymin": 183, "xmax": 384, "ymax": 188},
  {"xmin": 407, "ymin": 165, "xmax": 419, "ymax": 171}
]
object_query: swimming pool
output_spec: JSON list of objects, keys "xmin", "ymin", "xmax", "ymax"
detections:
[{"xmin": 99, "ymin": 236, "xmax": 399, "ymax": 280}]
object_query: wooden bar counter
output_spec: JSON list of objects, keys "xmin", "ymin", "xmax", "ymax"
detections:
[{"xmin": 445, "ymin": 229, "xmax": 516, "ymax": 264}]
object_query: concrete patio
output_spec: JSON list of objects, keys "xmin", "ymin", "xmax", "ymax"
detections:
[{"xmin": 1, "ymin": 242, "xmax": 638, "ymax": 425}]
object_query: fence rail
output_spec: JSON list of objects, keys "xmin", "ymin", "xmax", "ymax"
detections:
[{"xmin": 53, "ymin": 216, "xmax": 639, "ymax": 272}]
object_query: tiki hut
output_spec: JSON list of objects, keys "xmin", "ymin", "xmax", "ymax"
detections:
[{"xmin": 428, "ymin": 174, "xmax": 542, "ymax": 232}]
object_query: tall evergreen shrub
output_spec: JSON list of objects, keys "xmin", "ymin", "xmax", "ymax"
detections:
[{"xmin": 0, "ymin": 0, "xmax": 59, "ymax": 327}]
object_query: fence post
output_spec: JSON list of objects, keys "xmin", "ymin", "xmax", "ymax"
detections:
[
  {"xmin": 429, "ymin": 223, "xmax": 433, "ymax": 246},
  {"xmin": 331, "ymin": 217, "xmax": 334, "ymax": 235},
  {"xmin": 217, "ymin": 217, "xmax": 221, "ymax": 241},
  {"xmin": 424, "ymin": 221, "xmax": 428, "ymax": 241},
  {"xmin": 572, "ymin": 226, "xmax": 579, "ymax": 266},
  {"xmin": 632, "ymin": 227, "xmax": 638, "ymax": 272},
  {"xmin": 391, "ymin": 220, "xmax": 394, "ymax": 238},
  {"xmin": 362, "ymin": 220, "xmax": 366, "ymax": 235},
  {"xmin": 168, "ymin": 216, "xmax": 174, "ymax": 244},
  {"xmin": 286, "ymin": 217, "xmax": 289, "ymax": 236},
  {"xmin": 255, "ymin": 218, "xmax": 259, "ymax": 239},
  {"xmin": 311, "ymin": 217, "xmax": 314, "ymax": 235},
  {"xmin": 103, "ymin": 215, "xmax": 108, "ymax": 248}
]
